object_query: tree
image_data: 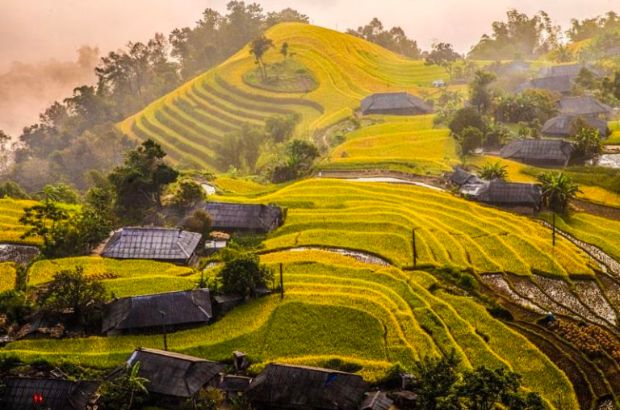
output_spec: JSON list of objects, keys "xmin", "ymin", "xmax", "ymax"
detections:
[
  {"xmin": 182, "ymin": 209, "xmax": 212, "ymax": 239},
  {"xmin": 265, "ymin": 114, "xmax": 298, "ymax": 142},
  {"xmin": 433, "ymin": 89, "xmax": 463, "ymax": 125},
  {"xmin": 41, "ymin": 183, "xmax": 81, "ymax": 204},
  {"xmin": 38, "ymin": 267, "xmax": 107, "ymax": 326},
  {"xmin": 413, "ymin": 351, "xmax": 461, "ymax": 410},
  {"xmin": 99, "ymin": 361, "xmax": 149, "ymax": 410},
  {"xmin": 250, "ymin": 35, "xmax": 274, "ymax": 80},
  {"xmin": 20, "ymin": 201, "xmax": 72, "ymax": 257},
  {"xmin": 537, "ymin": 172, "xmax": 580, "ymax": 214},
  {"xmin": 108, "ymin": 139, "xmax": 178, "ymax": 223},
  {"xmin": 458, "ymin": 366, "xmax": 520, "ymax": 410},
  {"xmin": 448, "ymin": 107, "xmax": 486, "ymax": 136},
  {"xmin": 218, "ymin": 252, "xmax": 273, "ymax": 298},
  {"xmin": 347, "ymin": 18, "xmax": 421, "ymax": 58},
  {"xmin": 479, "ymin": 162, "xmax": 508, "ymax": 181},
  {"xmin": 172, "ymin": 178, "xmax": 205, "ymax": 208},
  {"xmin": 572, "ymin": 119, "xmax": 602, "ymax": 159},
  {"xmin": 457, "ymin": 126, "xmax": 484, "ymax": 155},
  {"xmin": 280, "ymin": 42, "xmax": 289, "ymax": 58},
  {"xmin": 425, "ymin": 42, "xmax": 461, "ymax": 79},
  {"xmin": 469, "ymin": 70, "xmax": 496, "ymax": 114},
  {"xmin": 0, "ymin": 181, "xmax": 30, "ymax": 199},
  {"xmin": 271, "ymin": 139, "xmax": 320, "ymax": 182}
]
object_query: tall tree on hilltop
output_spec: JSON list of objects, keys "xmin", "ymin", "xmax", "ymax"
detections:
[
  {"xmin": 250, "ymin": 35, "xmax": 274, "ymax": 80},
  {"xmin": 425, "ymin": 42, "xmax": 461, "ymax": 79}
]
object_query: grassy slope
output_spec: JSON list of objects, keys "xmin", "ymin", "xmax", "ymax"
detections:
[
  {"xmin": 4, "ymin": 250, "xmax": 577, "ymax": 408},
  {"xmin": 213, "ymin": 178, "xmax": 594, "ymax": 278},
  {"xmin": 0, "ymin": 198, "xmax": 41, "ymax": 245},
  {"xmin": 119, "ymin": 23, "xmax": 450, "ymax": 171}
]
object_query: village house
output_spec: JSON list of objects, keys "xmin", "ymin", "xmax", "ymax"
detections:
[
  {"xmin": 474, "ymin": 180, "xmax": 542, "ymax": 212},
  {"xmin": 101, "ymin": 227, "xmax": 201, "ymax": 265},
  {"xmin": 0, "ymin": 377, "xmax": 100, "ymax": 410},
  {"xmin": 500, "ymin": 139, "xmax": 575, "ymax": 167},
  {"xmin": 538, "ymin": 63, "xmax": 586, "ymax": 78},
  {"xmin": 517, "ymin": 76, "xmax": 574, "ymax": 95},
  {"xmin": 126, "ymin": 348, "xmax": 224, "ymax": 406},
  {"xmin": 360, "ymin": 391, "xmax": 394, "ymax": 410},
  {"xmin": 245, "ymin": 363, "xmax": 368, "ymax": 410},
  {"xmin": 558, "ymin": 95, "xmax": 612, "ymax": 118},
  {"xmin": 102, "ymin": 289, "xmax": 213, "ymax": 335},
  {"xmin": 204, "ymin": 202, "xmax": 284, "ymax": 234},
  {"xmin": 360, "ymin": 92, "xmax": 433, "ymax": 116},
  {"xmin": 541, "ymin": 114, "xmax": 609, "ymax": 138}
]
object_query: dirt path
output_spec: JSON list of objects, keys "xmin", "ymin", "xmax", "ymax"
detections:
[{"xmin": 315, "ymin": 169, "xmax": 446, "ymax": 189}]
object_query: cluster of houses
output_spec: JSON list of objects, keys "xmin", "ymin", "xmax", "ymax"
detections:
[{"xmin": 1, "ymin": 347, "xmax": 407, "ymax": 409}]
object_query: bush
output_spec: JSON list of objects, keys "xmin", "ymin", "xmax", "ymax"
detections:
[
  {"xmin": 265, "ymin": 114, "xmax": 299, "ymax": 142},
  {"xmin": 458, "ymin": 273, "xmax": 478, "ymax": 291},
  {"xmin": 0, "ymin": 290, "xmax": 33, "ymax": 325},
  {"xmin": 457, "ymin": 126, "xmax": 484, "ymax": 155},
  {"xmin": 172, "ymin": 178, "xmax": 205, "ymax": 208},
  {"xmin": 218, "ymin": 252, "xmax": 274, "ymax": 298},
  {"xmin": 182, "ymin": 209, "xmax": 212, "ymax": 239},
  {"xmin": 449, "ymin": 107, "xmax": 486, "ymax": 135}
]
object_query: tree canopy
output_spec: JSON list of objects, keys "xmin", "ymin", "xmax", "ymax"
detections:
[{"xmin": 347, "ymin": 18, "xmax": 421, "ymax": 58}]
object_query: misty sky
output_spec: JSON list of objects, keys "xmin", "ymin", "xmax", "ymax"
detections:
[{"xmin": 1, "ymin": 0, "xmax": 618, "ymax": 71}]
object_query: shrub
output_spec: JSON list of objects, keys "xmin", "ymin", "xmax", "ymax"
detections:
[
  {"xmin": 182, "ymin": 209, "xmax": 212, "ymax": 240},
  {"xmin": 219, "ymin": 252, "xmax": 274, "ymax": 298},
  {"xmin": 479, "ymin": 162, "xmax": 508, "ymax": 181},
  {"xmin": 449, "ymin": 107, "xmax": 486, "ymax": 136},
  {"xmin": 457, "ymin": 126, "xmax": 484, "ymax": 155}
]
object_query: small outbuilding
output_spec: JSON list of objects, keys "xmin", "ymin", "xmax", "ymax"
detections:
[
  {"xmin": 360, "ymin": 391, "xmax": 394, "ymax": 410},
  {"xmin": 500, "ymin": 139, "xmax": 575, "ymax": 167},
  {"xmin": 102, "ymin": 227, "xmax": 201, "ymax": 265},
  {"xmin": 246, "ymin": 363, "xmax": 368, "ymax": 410},
  {"xmin": 558, "ymin": 96, "xmax": 612, "ymax": 117},
  {"xmin": 204, "ymin": 202, "xmax": 284, "ymax": 234},
  {"xmin": 360, "ymin": 92, "xmax": 433, "ymax": 116},
  {"xmin": 541, "ymin": 114, "xmax": 609, "ymax": 138},
  {"xmin": 126, "ymin": 348, "xmax": 224, "ymax": 403},
  {"xmin": 1, "ymin": 377, "xmax": 100, "ymax": 410},
  {"xmin": 102, "ymin": 289, "xmax": 213, "ymax": 335},
  {"xmin": 474, "ymin": 181, "xmax": 542, "ymax": 211},
  {"xmin": 517, "ymin": 76, "xmax": 573, "ymax": 95}
]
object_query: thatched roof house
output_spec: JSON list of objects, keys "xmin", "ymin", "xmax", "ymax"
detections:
[
  {"xmin": 360, "ymin": 92, "xmax": 432, "ymax": 116},
  {"xmin": 127, "ymin": 348, "xmax": 224, "ymax": 400},
  {"xmin": 102, "ymin": 227, "xmax": 201, "ymax": 265},
  {"xmin": 102, "ymin": 289, "xmax": 213, "ymax": 335},
  {"xmin": 204, "ymin": 202, "xmax": 284, "ymax": 233},
  {"xmin": 246, "ymin": 363, "xmax": 368, "ymax": 410},
  {"xmin": 1, "ymin": 378, "xmax": 99, "ymax": 410},
  {"xmin": 474, "ymin": 181, "xmax": 542, "ymax": 210},
  {"xmin": 517, "ymin": 76, "xmax": 573, "ymax": 94},
  {"xmin": 541, "ymin": 114, "xmax": 609, "ymax": 138},
  {"xmin": 558, "ymin": 96, "xmax": 612, "ymax": 117},
  {"xmin": 500, "ymin": 139, "xmax": 575, "ymax": 167}
]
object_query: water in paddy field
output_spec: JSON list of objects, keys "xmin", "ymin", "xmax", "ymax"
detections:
[{"xmin": 592, "ymin": 154, "xmax": 620, "ymax": 169}]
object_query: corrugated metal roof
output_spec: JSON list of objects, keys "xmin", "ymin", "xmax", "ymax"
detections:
[
  {"xmin": 500, "ymin": 139, "xmax": 574, "ymax": 165},
  {"xmin": 2, "ymin": 378, "xmax": 99, "ymax": 410},
  {"xmin": 127, "ymin": 348, "xmax": 224, "ymax": 398},
  {"xmin": 360, "ymin": 92, "xmax": 432, "ymax": 115},
  {"xmin": 102, "ymin": 289, "xmax": 212, "ymax": 333},
  {"xmin": 475, "ymin": 181, "xmax": 542, "ymax": 207},
  {"xmin": 204, "ymin": 202, "xmax": 283, "ymax": 233},
  {"xmin": 558, "ymin": 96, "xmax": 612, "ymax": 116},
  {"xmin": 102, "ymin": 227, "xmax": 201, "ymax": 262},
  {"xmin": 247, "ymin": 363, "xmax": 367, "ymax": 410}
]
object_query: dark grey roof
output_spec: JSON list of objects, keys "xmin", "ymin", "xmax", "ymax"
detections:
[
  {"xmin": 539, "ymin": 64, "xmax": 584, "ymax": 78},
  {"xmin": 541, "ymin": 114, "xmax": 609, "ymax": 137},
  {"xmin": 360, "ymin": 391, "xmax": 393, "ymax": 410},
  {"xmin": 360, "ymin": 92, "xmax": 433, "ymax": 115},
  {"xmin": 558, "ymin": 96, "xmax": 612, "ymax": 117},
  {"xmin": 449, "ymin": 167, "xmax": 481, "ymax": 187},
  {"xmin": 475, "ymin": 181, "xmax": 542, "ymax": 207},
  {"xmin": 246, "ymin": 363, "xmax": 367, "ymax": 410},
  {"xmin": 218, "ymin": 375, "xmax": 252, "ymax": 393},
  {"xmin": 204, "ymin": 202, "xmax": 283, "ymax": 233},
  {"xmin": 500, "ymin": 139, "xmax": 574, "ymax": 165},
  {"xmin": 1, "ymin": 378, "xmax": 99, "ymax": 410},
  {"xmin": 517, "ymin": 76, "xmax": 573, "ymax": 94},
  {"xmin": 102, "ymin": 289, "xmax": 212, "ymax": 333},
  {"xmin": 127, "ymin": 348, "xmax": 224, "ymax": 398},
  {"xmin": 102, "ymin": 227, "xmax": 201, "ymax": 262}
]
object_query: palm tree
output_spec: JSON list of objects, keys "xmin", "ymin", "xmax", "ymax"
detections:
[
  {"xmin": 479, "ymin": 161, "xmax": 508, "ymax": 181},
  {"xmin": 250, "ymin": 35, "xmax": 274, "ymax": 81},
  {"xmin": 537, "ymin": 172, "xmax": 580, "ymax": 214},
  {"xmin": 127, "ymin": 362, "xmax": 149, "ymax": 409}
]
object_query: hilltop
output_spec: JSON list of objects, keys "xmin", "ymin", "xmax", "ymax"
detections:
[{"xmin": 118, "ymin": 23, "xmax": 448, "ymax": 171}]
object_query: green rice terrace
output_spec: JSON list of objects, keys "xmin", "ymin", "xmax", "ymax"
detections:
[
  {"xmin": 119, "ymin": 23, "xmax": 449, "ymax": 171},
  {"xmin": 0, "ymin": 198, "xmax": 42, "ymax": 245}
]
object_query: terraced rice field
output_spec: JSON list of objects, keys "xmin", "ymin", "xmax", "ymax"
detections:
[
  {"xmin": 323, "ymin": 115, "xmax": 458, "ymax": 175},
  {"xmin": 0, "ymin": 262, "xmax": 16, "ymax": 292},
  {"xmin": 214, "ymin": 178, "xmax": 595, "ymax": 277},
  {"xmin": 607, "ymin": 120, "xmax": 620, "ymax": 144},
  {"xmin": 0, "ymin": 198, "xmax": 41, "ymax": 245},
  {"xmin": 3, "ymin": 250, "xmax": 577, "ymax": 408},
  {"xmin": 119, "ymin": 23, "xmax": 448, "ymax": 170}
]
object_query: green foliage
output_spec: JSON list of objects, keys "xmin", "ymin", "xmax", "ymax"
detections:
[
  {"xmin": 0, "ymin": 290, "xmax": 33, "ymax": 325},
  {"xmin": 271, "ymin": 139, "xmax": 319, "ymax": 182},
  {"xmin": 0, "ymin": 181, "xmax": 30, "ymax": 200},
  {"xmin": 571, "ymin": 119, "xmax": 602, "ymax": 159},
  {"xmin": 449, "ymin": 107, "xmax": 486, "ymax": 136},
  {"xmin": 434, "ymin": 90, "xmax": 464, "ymax": 125},
  {"xmin": 537, "ymin": 172, "xmax": 580, "ymax": 214},
  {"xmin": 217, "ymin": 123, "xmax": 266, "ymax": 172},
  {"xmin": 219, "ymin": 252, "xmax": 274, "ymax": 298},
  {"xmin": 250, "ymin": 35, "xmax": 275, "ymax": 80},
  {"xmin": 347, "ymin": 18, "xmax": 421, "ymax": 58},
  {"xmin": 108, "ymin": 139, "xmax": 178, "ymax": 223},
  {"xmin": 38, "ymin": 266, "xmax": 107, "ymax": 326},
  {"xmin": 457, "ymin": 127, "xmax": 484, "ymax": 155},
  {"xmin": 469, "ymin": 70, "xmax": 496, "ymax": 114},
  {"xmin": 98, "ymin": 362, "xmax": 149, "ymax": 410},
  {"xmin": 493, "ymin": 89, "xmax": 558, "ymax": 124},
  {"xmin": 425, "ymin": 42, "xmax": 462, "ymax": 78},
  {"xmin": 479, "ymin": 162, "xmax": 508, "ymax": 181},
  {"xmin": 40, "ymin": 183, "xmax": 80, "ymax": 204},
  {"xmin": 413, "ymin": 350, "xmax": 461, "ymax": 409},
  {"xmin": 172, "ymin": 178, "xmax": 205, "ymax": 208},
  {"xmin": 185, "ymin": 387, "xmax": 225, "ymax": 410},
  {"xmin": 181, "ymin": 209, "xmax": 212, "ymax": 239},
  {"xmin": 265, "ymin": 114, "xmax": 299, "ymax": 143}
]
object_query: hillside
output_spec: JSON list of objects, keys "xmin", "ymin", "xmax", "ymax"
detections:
[{"xmin": 118, "ymin": 23, "xmax": 448, "ymax": 171}]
